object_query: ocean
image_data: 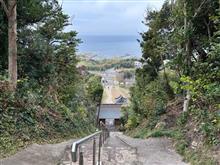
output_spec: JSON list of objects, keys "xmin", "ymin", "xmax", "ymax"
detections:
[{"xmin": 77, "ymin": 35, "xmax": 142, "ymax": 58}]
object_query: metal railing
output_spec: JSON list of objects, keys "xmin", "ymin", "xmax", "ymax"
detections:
[{"xmin": 71, "ymin": 127, "xmax": 110, "ymax": 165}]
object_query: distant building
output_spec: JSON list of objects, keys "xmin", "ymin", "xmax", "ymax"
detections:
[
  {"xmin": 125, "ymin": 77, "xmax": 135, "ymax": 86},
  {"xmin": 134, "ymin": 61, "xmax": 142, "ymax": 69},
  {"xmin": 114, "ymin": 80, "xmax": 119, "ymax": 85},
  {"xmin": 97, "ymin": 104, "xmax": 122, "ymax": 130},
  {"xmin": 101, "ymin": 77, "xmax": 107, "ymax": 85},
  {"xmin": 114, "ymin": 95, "xmax": 127, "ymax": 104}
]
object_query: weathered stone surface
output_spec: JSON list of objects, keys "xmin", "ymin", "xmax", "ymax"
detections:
[{"xmin": 1, "ymin": 132, "xmax": 188, "ymax": 165}]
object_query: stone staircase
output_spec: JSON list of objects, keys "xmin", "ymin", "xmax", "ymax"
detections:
[
  {"xmin": 59, "ymin": 132, "xmax": 140, "ymax": 165},
  {"xmin": 59, "ymin": 136, "xmax": 100, "ymax": 165},
  {"xmin": 101, "ymin": 133, "xmax": 140, "ymax": 165},
  {"xmin": 59, "ymin": 132, "xmax": 188, "ymax": 165},
  {"xmin": 0, "ymin": 132, "xmax": 188, "ymax": 165}
]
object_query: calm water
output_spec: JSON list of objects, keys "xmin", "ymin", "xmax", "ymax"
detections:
[{"xmin": 78, "ymin": 35, "xmax": 142, "ymax": 58}]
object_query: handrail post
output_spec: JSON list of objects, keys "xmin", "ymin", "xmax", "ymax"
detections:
[
  {"xmin": 103, "ymin": 130, "xmax": 106, "ymax": 143},
  {"xmin": 98, "ymin": 134, "xmax": 102, "ymax": 165},
  {"xmin": 72, "ymin": 144, "xmax": 78, "ymax": 162},
  {"xmin": 93, "ymin": 138, "xmax": 96, "ymax": 165},
  {"xmin": 72, "ymin": 131, "xmax": 102, "ymax": 163},
  {"xmin": 79, "ymin": 147, "xmax": 84, "ymax": 165},
  {"xmin": 71, "ymin": 130, "xmax": 110, "ymax": 164},
  {"xmin": 105, "ymin": 130, "xmax": 107, "ymax": 141},
  {"xmin": 103, "ymin": 131, "xmax": 105, "ymax": 144}
]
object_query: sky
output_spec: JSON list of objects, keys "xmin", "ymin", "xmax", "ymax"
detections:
[
  {"xmin": 60, "ymin": 0, "xmax": 165, "ymax": 36},
  {"xmin": 59, "ymin": 0, "xmax": 165, "ymax": 57}
]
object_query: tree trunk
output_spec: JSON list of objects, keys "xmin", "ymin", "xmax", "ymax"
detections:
[
  {"xmin": 160, "ymin": 55, "xmax": 174, "ymax": 100},
  {"xmin": 204, "ymin": 19, "xmax": 211, "ymax": 41},
  {"xmin": 8, "ymin": 0, "xmax": 17, "ymax": 90},
  {"xmin": 183, "ymin": 90, "xmax": 191, "ymax": 112},
  {"xmin": 183, "ymin": 1, "xmax": 191, "ymax": 112},
  {"xmin": 171, "ymin": 0, "xmax": 174, "ymax": 9}
]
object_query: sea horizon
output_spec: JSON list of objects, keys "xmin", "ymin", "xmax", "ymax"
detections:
[{"xmin": 77, "ymin": 35, "xmax": 142, "ymax": 58}]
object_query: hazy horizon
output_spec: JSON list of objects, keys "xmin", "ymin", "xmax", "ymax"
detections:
[
  {"xmin": 60, "ymin": 0, "xmax": 165, "ymax": 57},
  {"xmin": 77, "ymin": 35, "xmax": 142, "ymax": 58}
]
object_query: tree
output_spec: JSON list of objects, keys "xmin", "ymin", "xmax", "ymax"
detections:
[
  {"xmin": 126, "ymin": 0, "xmax": 219, "ymax": 125},
  {"xmin": 180, "ymin": 0, "xmax": 218, "ymax": 111},
  {"xmin": 85, "ymin": 75, "xmax": 103, "ymax": 127},
  {"xmin": 0, "ymin": 0, "xmax": 17, "ymax": 90},
  {"xmin": 182, "ymin": 0, "xmax": 192, "ymax": 112},
  {"xmin": 86, "ymin": 76, "xmax": 103, "ymax": 103}
]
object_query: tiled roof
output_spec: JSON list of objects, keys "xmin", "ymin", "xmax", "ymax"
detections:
[{"xmin": 98, "ymin": 104, "xmax": 122, "ymax": 119}]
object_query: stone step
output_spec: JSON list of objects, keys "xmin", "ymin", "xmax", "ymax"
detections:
[
  {"xmin": 59, "ymin": 132, "xmax": 141, "ymax": 165},
  {"xmin": 101, "ymin": 132, "xmax": 141, "ymax": 165},
  {"xmin": 101, "ymin": 147, "xmax": 139, "ymax": 165},
  {"xmin": 59, "ymin": 136, "xmax": 102, "ymax": 165}
]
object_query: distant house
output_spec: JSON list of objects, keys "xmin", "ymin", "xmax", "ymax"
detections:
[
  {"xmin": 134, "ymin": 61, "xmax": 142, "ymax": 69},
  {"xmin": 97, "ymin": 104, "xmax": 122, "ymax": 130},
  {"xmin": 125, "ymin": 78, "xmax": 135, "ymax": 87},
  {"xmin": 114, "ymin": 95, "xmax": 127, "ymax": 104}
]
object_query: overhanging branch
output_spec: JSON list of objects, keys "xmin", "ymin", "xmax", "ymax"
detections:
[
  {"xmin": 193, "ymin": 0, "xmax": 208, "ymax": 19},
  {"xmin": 8, "ymin": 0, "xmax": 17, "ymax": 17}
]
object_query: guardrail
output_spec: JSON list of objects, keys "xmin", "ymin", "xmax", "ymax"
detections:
[{"xmin": 71, "ymin": 128, "xmax": 110, "ymax": 165}]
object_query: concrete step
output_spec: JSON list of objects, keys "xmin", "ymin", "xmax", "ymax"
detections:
[
  {"xmin": 59, "ymin": 136, "xmax": 101, "ymax": 165},
  {"xmin": 101, "ymin": 132, "xmax": 141, "ymax": 165},
  {"xmin": 59, "ymin": 132, "xmax": 141, "ymax": 165}
]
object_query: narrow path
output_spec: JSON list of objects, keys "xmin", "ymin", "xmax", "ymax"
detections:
[{"xmin": 102, "ymin": 85, "xmax": 113, "ymax": 104}]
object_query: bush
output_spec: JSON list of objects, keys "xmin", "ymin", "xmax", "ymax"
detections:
[
  {"xmin": 124, "ymin": 78, "xmax": 169, "ymax": 131},
  {"xmin": 0, "ymin": 74, "xmax": 100, "ymax": 158}
]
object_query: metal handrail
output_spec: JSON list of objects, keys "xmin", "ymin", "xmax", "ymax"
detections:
[
  {"xmin": 71, "ymin": 131, "xmax": 102, "ymax": 162},
  {"xmin": 71, "ymin": 128, "xmax": 110, "ymax": 164}
]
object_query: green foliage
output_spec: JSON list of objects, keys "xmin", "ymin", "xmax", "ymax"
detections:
[
  {"xmin": 86, "ymin": 76, "xmax": 103, "ymax": 103},
  {"xmin": 84, "ymin": 58, "xmax": 136, "ymax": 71},
  {"xmin": 177, "ymin": 112, "xmax": 189, "ymax": 126},
  {"xmin": 133, "ymin": 129, "xmax": 148, "ymax": 139},
  {"xmin": 0, "ymin": 74, "xmax": 100, "ymax": 157},
  {"xmin": 0, "ymin": 0, "xmax": 101, "ymax": 158},
  {"xmin": 145, "ymin": 129, "xmax": 177, "ymax": 138},
  {"xmin": 174, "ymin": 129, "xmax": 218, "ymax": 165},
  {"xmin": 124, "ymin": 77, "xmax": 169, "ymax": 130},
  {"xmin": 125, "ymin": 115, "xmax": 139, "ymax": 130},
  {"xmin": 125, "ymin": 1, "xmax": 220, "ymax": 164}
]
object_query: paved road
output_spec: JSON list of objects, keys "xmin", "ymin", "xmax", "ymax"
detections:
[{"xmin": 102, "ymin": 85, "xmax": 114, "ymax": 104}]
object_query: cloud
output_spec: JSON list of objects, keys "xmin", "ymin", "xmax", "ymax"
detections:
[{"xmin": 61, "ymin": 0, "xmax": 165, "ymax": 35}]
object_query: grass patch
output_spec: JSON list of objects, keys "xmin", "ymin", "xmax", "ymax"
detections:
[
  {"xmin": 173, "ymin": 129, "xmax": 218, "ymax": 165},
  {"xmin": 146, "ymin": 129, "xmax": 177, "ymax": 138},
  {"xmin": 130, "ymin": 128, "xmax": 177, "ymax": 139}
]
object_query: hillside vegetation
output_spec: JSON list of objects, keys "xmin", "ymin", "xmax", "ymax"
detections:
[
  {"xmin": 78, "ymin": 56, "xmax": 137, "ymax": 71},
  {"xmin": 0, "ymin": 1, "xmax": 103, "ymax": 158},
  {"xmin": 123, "ymin": 1, "xmax": 220, "ymax": 165}
]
